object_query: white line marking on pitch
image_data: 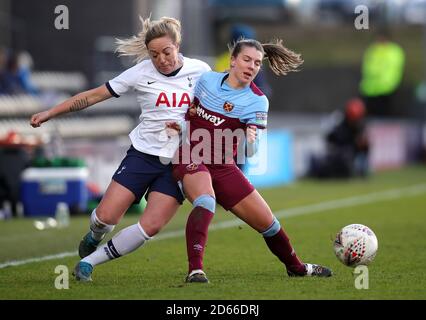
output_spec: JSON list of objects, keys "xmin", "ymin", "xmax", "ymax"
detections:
[{"xmin": 1, "ymin": 183, "xmax": 426, "ymax": 269}]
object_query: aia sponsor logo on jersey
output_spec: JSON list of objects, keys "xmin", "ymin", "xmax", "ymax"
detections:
[
  {"xmin": 155, "ymin": 92, "xmax": 191, "ymax": 108},
  {"xmin": 223, "ymin": 101, "xmax": 234, "ymax": 113}
]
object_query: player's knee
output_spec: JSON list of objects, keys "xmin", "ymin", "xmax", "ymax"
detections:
[
  {"xmin": 95, "ymin": 205, "xmax": 122, "ymax": 225},
  {"xmin": 193, "ymin": 194, "xmax": 216, "ymax": 213},
  {"xmin": 261, "ymin": 216, "xmax": 281, "ymax": 237},
  {"xmin": 137, "ymin": 222, "xmax": 153, "ymax": 241},
  {"xmin": 142, "ymin": 225, "xmax": 160, "ymax": 237},
  {"xmin": 140, "ymin": 218, "xmax": 163, "ymax": 237},
  {"xmin": 90, "ymin": 209, "xmax": 116, "ymax": 233}
]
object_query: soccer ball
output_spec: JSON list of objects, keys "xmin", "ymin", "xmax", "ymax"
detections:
[{"xmin": 333, "ymin": 224, "xmax": 378, "ymax": 267}]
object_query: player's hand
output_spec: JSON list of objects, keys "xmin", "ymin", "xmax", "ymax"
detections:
[
  {"xmin": 165, "ymin": 121, "xmax": 181, "ymax": 137},
  {"xmin": 30, "ymin": 111, "xmax": 51, "ymax": 128},
  {"xmin": 246, "ymin": 125, "xmax": 257, "ymax": 144},
  {"xmin": 188, "ymin": 102, "xmax": 197, "ymax": 117}
]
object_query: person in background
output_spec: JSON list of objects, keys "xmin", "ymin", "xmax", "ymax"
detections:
[
  {"xmin": 0, "ymin": 48, "xmax": 38, "ymax": 95},
  {"xmin": 309, "ymin": 98, "xmax": 370, "ymax": 179},
  {"xmin": 359, "ymin": 30, "xmax": 405, "ymax": 117}
]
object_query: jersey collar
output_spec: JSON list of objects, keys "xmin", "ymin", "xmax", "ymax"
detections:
[{"xmin": 219, "ymin": 73, "xmax": 250, "ymax": 92}]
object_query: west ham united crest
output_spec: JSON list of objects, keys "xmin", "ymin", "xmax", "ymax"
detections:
[
  {"xmin": 186, "ymin": 163, "xmax": 199, "ymax": 171},
  {"xmin": 223, "ymin": 101, "xmax": 234, "ymax": 112}
]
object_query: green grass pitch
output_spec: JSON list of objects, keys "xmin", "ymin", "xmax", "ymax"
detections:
[{"xmin": 0, "ymin": 166, "xmax": 425, "ymax": 300}]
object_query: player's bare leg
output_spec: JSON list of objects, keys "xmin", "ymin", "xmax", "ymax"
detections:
[
  {"xmin": 78, "ymin": 180, "xmax": 134, "ymax": 258},
  {"xmin": 139, "ymin": 191, "xmax": 180, "ymax": 236}
]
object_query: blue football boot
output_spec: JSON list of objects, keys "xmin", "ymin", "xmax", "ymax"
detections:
[{"xmin": 73, "ymin": 261, "xmax": 93, "ymax": 282}]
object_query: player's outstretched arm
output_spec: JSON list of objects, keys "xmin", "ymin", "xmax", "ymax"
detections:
[{"xmin": 30, "ymin": 84, "xmax": 112, "ymax": 128}]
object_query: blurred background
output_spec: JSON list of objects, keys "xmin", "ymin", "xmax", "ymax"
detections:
[{"xmin": 0, "ymin": 0, "xmax": 426, "ymax": 219}]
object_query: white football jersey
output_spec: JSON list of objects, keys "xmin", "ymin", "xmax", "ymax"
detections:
[{"xmin": 107, "ymin": 56, "xmax": 211, "ymax": 158}]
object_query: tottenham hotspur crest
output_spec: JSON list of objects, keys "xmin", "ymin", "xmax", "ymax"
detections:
[
  {"xmin": 187, "ymin": 77, "xmax": 193, "ymax": 87},
  {"xmin": 223, "ymin": 101, "xmax": 234, "ymax": 112}
]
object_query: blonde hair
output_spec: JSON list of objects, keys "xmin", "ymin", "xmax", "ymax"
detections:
[
  {"xmin": 115, "ymin": 16, "xmax": 182, "ymax": 63},
  {"xmin": 230, "ymin": 38, "xmax": 303, "ymax": 76}
]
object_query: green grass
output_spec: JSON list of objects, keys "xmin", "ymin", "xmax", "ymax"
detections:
[{"xmin": 1, "ymin": 166, "xmax": 426, "ymax": 300}]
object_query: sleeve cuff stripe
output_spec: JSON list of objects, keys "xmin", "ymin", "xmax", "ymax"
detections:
[{"xmin": 105, "ymin": 82, "xmax": 120, "ymax": 98}]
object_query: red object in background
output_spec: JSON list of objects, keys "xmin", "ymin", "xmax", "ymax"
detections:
[
  {"xmin": 345, "ymin": 98, "xmax": 366, "ymax": 122},
  {"xmin": 4, "ymin": 131, "xmax": 21, "ymax": 144},
  {"xmin": 0, "ymin": 130, "xmax": 40, "ymax": 147}
]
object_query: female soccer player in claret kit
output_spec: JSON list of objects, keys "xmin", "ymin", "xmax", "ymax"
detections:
[
  {"xmin": 171, "ymin": 38, "xmax": 333, "ymax": 283},
  {"xmin": 30, "ymin": 16, "xmax": 210, "ymax": 281}
]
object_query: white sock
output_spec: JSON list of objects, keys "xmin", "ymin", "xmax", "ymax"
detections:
[
  {"xmin": 89, "ymin": 209, "xmax": 115, "ymax": 241},
  {"xmin": 82, "ymin": 223, "xmax": 151, "ymax": 267}
]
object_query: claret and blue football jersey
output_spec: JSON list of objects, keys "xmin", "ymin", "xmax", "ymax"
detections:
[{"xmin": 187, "ymin": 71, "xmax": 269, "ymax": 163}]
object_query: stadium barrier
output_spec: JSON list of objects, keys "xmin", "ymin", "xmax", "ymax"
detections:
[{"xmin": 244, "ymin": 130, "xmax": 295, "ymax": 188}]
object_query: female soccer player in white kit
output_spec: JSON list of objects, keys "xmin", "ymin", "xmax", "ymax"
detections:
[{"xmin": 30, "ymin": 17, "xmax": 210, "ymax": 281}]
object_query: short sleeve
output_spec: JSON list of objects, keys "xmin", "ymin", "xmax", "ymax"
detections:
[
  {"xmin": 107, "ymin": 63, "xmax": 144, "ymax": 97},
  {"xmin": 241, "ymin": 96, "xmax": 269, "ymax": 129},
  {"xmin": 194, "ymin": 72, "xmax": 209, "ymax": 98}
]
